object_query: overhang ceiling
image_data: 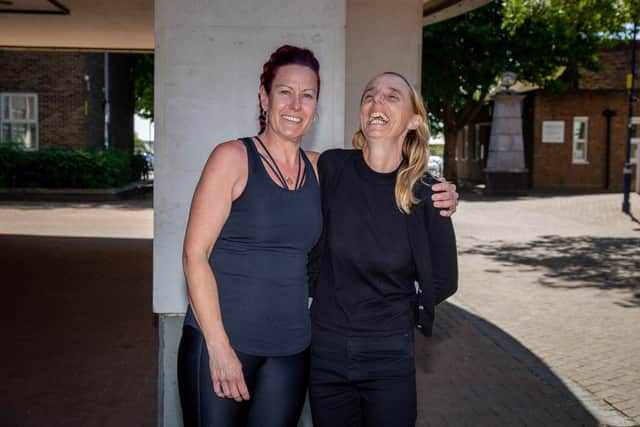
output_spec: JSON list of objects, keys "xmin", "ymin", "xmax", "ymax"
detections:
[
  {"xmin": 0, "ymin": 0, "xmax": 154, "ymax": 51},
  {"xmin": 423, "ymin": 0, "xmax": 493, "ymax": 26},
  {"xmin": 0, "ymin": 0, "xmax": 490, "ymax": 51}
]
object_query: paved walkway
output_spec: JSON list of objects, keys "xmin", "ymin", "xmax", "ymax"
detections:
[
  {"xmin": 0, "ymin": 193, "xmax": 638, "ymax": 426},
  {"xmin": 452, "ymin": 192, "xmax": 640, "ymax": 426}
]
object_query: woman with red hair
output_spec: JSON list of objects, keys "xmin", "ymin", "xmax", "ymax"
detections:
[{"xmin": 177, "ymin": 46, "xmax": 458, "ymax": 427}]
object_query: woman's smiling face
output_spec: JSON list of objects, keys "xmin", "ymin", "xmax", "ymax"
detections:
[
  {"xmin": 359, "ymin": 73, "xmax": 420, "ymax": 144},
  {"xmin": 260, "ymin": 64, "xmax": 318, "ymax": 143}
]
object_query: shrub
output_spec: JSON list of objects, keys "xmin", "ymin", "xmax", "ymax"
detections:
[{"xmin": 0, "ymin": 145, "xmax": 147, "ymax": 189}]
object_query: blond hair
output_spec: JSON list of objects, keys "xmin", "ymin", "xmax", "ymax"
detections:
[{"xmin": 352, "ymin": 72, "xmax": 430, "ymax": 214}]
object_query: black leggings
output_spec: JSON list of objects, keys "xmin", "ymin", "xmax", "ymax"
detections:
[{"xmin": 177, "ymin": 325, "xmax": 309, "ymax": 427}]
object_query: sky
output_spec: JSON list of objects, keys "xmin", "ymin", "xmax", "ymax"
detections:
[{"xmin": 134, "ymin": 114, "xmax": 154, "ymax": 142}]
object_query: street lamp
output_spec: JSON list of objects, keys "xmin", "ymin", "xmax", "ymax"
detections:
[
  {"xmin": 623, "ymin": 22, "xmax": 638, "ymax": 213},
  {"xmin": 500, "ymin": 71, "xmax": 517, "ymax": 92}
]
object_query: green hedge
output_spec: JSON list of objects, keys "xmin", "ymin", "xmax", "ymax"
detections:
[{"xmin": 0, "ymin": 144, "xmax": 148, "ymax": 189}]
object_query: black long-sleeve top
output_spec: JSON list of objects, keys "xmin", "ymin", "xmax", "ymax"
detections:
[{"xmin": 309, "ymin": 149, "xmax": 458, "ymax": 337}]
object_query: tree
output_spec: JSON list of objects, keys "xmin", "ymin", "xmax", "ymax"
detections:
[
  {"xmin": 134, "ymin": 54, "xmax": 154, "ymax": 121},
  {"xmin": 422, "ymin": 0, "xmax": 637, "ymax": 180}
]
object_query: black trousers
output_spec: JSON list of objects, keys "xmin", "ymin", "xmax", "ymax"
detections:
[
  {"xmin": 177, "ymin": 325, "xmax": 309, "ymax": 427},
  {"xmin": 309, "ymin": 324, "xmax": 417, "ymax": 427}
]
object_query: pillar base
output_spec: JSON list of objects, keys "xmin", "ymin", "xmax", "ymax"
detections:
[{"xmin": 484, "ymin": 171, "xmax": 529, "ymax": 195}]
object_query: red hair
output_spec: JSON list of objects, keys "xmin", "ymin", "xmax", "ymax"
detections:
[{"xmin": 258, "ymin": 45, "xmax": 321, "ymax": 132}]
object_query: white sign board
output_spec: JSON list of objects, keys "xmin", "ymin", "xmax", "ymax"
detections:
[{"xmin": 542, "ymin": 120, "xmax": 565, "ymax": 143}]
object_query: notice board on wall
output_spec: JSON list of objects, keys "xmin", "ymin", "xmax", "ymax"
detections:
[{"xmin": 542, "ymin": 121, "xmax": 565, "ymax": 143}]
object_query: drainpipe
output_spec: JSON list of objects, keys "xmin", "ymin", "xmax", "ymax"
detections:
[
  {"xmin": 623, "ymin": 21, "xmax": 638, "ymax": 212},
  {"xmin": 602, "ymin": 109, "xmax": 616, "ymax": 190},
  {"xmin": 104, "ymin": 52, "xmax": 110, "ymax": 149}
]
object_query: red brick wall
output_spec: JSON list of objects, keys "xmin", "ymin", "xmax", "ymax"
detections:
[
  {"xmin": 0, "ymin": 51, "xmax": 135, "ymax": 152},
  {"xmin": 0, "ymin": 51, "xmax": 86, "ymax": 149},
  {"xmin": 580, "ymin": 44, "xmax": 640, "ymax": 91},
  {"xmin": 531, "ymin": 90, "xmax": 637, "ymax": 192},
  {"xmin": 454, "ymin": 107, "xmax": 491, "ymax": 184}
]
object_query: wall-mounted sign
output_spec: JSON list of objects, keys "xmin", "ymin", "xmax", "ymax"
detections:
[{"xmin": 542, "ymin": 120, "xmax": 565, "ymax": 143}]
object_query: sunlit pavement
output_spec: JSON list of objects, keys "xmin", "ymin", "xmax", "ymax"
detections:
[{"xmin": 452, "ymin": 192, "xmax": 640, "ymax": 426}]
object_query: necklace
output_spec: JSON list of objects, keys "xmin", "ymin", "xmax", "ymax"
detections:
[{"xmin": 254, "ymin": 136, "xmax": 303, "ymax": 190}]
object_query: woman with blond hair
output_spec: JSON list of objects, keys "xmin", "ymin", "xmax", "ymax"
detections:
[{"xmin": 309, "ymin": 72, "xmax": 458, "ymax": 427}]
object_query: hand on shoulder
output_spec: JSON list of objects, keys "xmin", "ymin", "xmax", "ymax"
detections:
[{"xmin": 429, "ymin": 176, "xmax": 458, "ymax": 217}]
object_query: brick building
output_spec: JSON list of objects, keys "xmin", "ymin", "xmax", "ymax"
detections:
[
  {"xmin": 0, "ymin": 51, "xmax": 135, "ymax": 152},
  {"xmin": 455, "ymin": 43, "xmax": 639, "ymax": 192}
]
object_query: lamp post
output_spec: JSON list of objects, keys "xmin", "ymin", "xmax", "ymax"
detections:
[
  {"xmin": 500, "ymin": 71, "xmax": 517, "ymax": 92},
  {"xmin": 624, "ymin": 21, "xmax": 638, "ymax": 213}
]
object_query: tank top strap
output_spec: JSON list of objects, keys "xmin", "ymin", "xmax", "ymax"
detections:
[
  {"xmin": 299, "ymin": 149, "xmax": 318, "ymax": 187},
  {"xmin": 239, "ymin": 137, "xmax": 261, "ymax": 173}
]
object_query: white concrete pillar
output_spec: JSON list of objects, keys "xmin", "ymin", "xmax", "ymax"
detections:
[
  {"xmin": 154, "ymin": 1, "xmax": 345, "ymax": 425},
  {"xmin": 344, "ymin": 0, "xmax": 423, "ymax": 146}
]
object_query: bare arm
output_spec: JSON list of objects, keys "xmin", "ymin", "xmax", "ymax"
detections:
[{"xmin": 182, "ymin": 140, "xmax": 249, "ymax": 401}]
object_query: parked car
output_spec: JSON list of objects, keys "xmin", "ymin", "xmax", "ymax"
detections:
[
  {"xmin": 428, "ymin": 155, "xmax": 443, "ymax": 177},
  {"xmin": 141, "ymin": 151, "xmax": 154, "ymax": 171}
]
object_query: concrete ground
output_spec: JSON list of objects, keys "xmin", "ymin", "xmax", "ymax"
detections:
[
  {"xmin": 0, "ymin": 192, "xmax": 638, "ymax": 426},
  {"xmin": 0, "ymin": 199, "xmax": 155, "ymax": 427}
]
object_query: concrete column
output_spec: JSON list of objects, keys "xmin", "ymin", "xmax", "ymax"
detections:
[
  {"xmin": 344, "ymin": 0, "xmax": 423, "ymax": 146},
  {"xmin": 154, "ymin": 1, "xmax": 345, "ymax": 425},
  {"xmin": 485, "ymin": 93, "xmax": 529, "ymax": 194}
]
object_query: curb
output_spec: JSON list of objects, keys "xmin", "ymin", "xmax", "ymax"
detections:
[{"xmin": 0, "ymin": 180, "xmax": 153, "ymax": 202}]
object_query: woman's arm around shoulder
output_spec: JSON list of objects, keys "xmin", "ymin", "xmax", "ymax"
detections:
[{"xmin": 421, "ymin": 174, "xmax": 458, "ymax": 305}]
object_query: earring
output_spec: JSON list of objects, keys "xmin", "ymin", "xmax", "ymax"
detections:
[
  {"xmin": 262, "ymin": 109, "xmax": 269, "ymax": 120},
  {"xmin": 313, "ymin": 113, "xmax": 319, "ymax": 123}
]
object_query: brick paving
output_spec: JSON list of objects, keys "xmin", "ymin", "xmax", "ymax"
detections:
[
  {"xmin": 1, "ymin": 193, "xmax": 638, "ymax": 426},
  {"xmin": 453, "ymin": 192, "xmax": 640, "ymax": 426}
]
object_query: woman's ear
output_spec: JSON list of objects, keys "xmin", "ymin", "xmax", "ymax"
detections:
[
  {"xmin": 408, "ymin": 114, "xmax": 423, "ymax": 130},
  {"xmin": 259, "ymin": 85, "xmax": 269, "ymax": 112}
]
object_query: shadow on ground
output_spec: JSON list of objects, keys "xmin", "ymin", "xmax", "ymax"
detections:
[
  {"xmin": 0, "ymin": 234, "xmax": 157, "ymax": 427},
  {"xmin": 0, "ymin": 234, "xmax": 601, "ymax": 427},
  {"xmin": 461, "ymin": 235, "xmax": 640, "ymax": 308},
  {"xmin": 418, "ymin": 302, "xmax": 599, "ymax": 426}
]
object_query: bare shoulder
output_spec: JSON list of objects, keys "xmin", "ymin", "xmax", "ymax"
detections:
[
  {"xmin": 305, "ymin": 150, "xmax": 320, "ymax": 179},
  {"xmin": 210, "ymin": 139, "xmax": 246, "ymax": 162},
  {"xmin": 305, "ymin": 150, "xmax": 320, "ymax": 167},
  {"xmin": 197, "ymin": 139, "xmax": 248, "ymax": 200},
  {"xmin": 201, "ymin": 140, "xmax": 245, "ymax": 171}
]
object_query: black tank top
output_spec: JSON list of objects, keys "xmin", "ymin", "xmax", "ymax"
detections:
[{"xmin": 185, "ymin": 137, "xmax": 322, "ymax": 356}]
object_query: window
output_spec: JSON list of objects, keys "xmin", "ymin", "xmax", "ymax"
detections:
[
  {"xmin": 0, "ymin": 93, "xmax": 38, "ymax": 150},
  {"xmin": 572, "ymin": 117, "xmax": 588, "ymax": 164},
  {"xmin": 462, "ymin": 125, "xmax": 469, "ymax": 160},
  {"xmin": 474, "ymin": 122, "xmax": 491, "ymax": 161},
  {"xmin": 630, "ymin": 117, "xmax": 640, "ymax": 165}
]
